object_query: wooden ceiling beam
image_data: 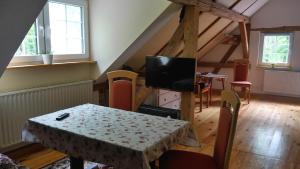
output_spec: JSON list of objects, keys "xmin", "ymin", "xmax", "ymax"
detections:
[
  {"xmin": 196, "ymin": 22, "xmax": 238, "ymax": 59},
  {"xmin": 213, "ymin": 38, "xmax": 240, "ymax": 73},
  {"xmin": 160, "ymin": 22, "xmax": 184, "ymax": 56},
  {"xmin": 198, "ymin": 61, "xmax": 251, "ymax": 68},
  {"xmin": 251, "ymin": 26, "xmax": 300, "ymax": 32},
  {"xmin": 239, "ymin": 22, "xmax": 249, "ymax": 59},
  {"xmin": 198, "ymin": 61, "xmax": 235, "ymax": 68},
  {"xmin": 168, "ymin": 0, "xmax": 249, "ymax": 22},
  {"xmin": 221, "ymin": 35, "xmax": 240, "ymax": 45}
]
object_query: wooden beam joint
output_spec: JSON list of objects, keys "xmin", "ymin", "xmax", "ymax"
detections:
[{"xmin": 168, "ymin": 0, "xmax": 249, "ymax": 22}]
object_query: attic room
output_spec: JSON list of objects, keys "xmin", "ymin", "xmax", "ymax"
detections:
[{"xmin": 1, "ymin": 0, "xmax": 300, "ymax": 168}]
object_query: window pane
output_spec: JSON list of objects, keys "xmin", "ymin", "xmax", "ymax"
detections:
[
  {"xmin": 49, "ymin": 2, "xmax": 84, "ymax": 55},
  {"xmin": 15, "ymin": 24, "xmax": 38, "ymax": 56},
  {"xmin": 67, "ymin": 5, "xmax": 81, "ymax": 22},
  {"xmin": 262, "ymin": 34, "xmax": 291, "ymax": 65}
]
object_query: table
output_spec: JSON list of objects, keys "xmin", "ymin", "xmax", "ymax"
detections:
[
  {"xmin": 197, "ymin": 72, "xmax": 228, "ymax": 90},
  {"xmin": 196, "ymin": 73, "xmax": 228, "ymax": 104},
  {"xmin": 22, "ymin": 104, "xmax": 192, "ymax": 169}
]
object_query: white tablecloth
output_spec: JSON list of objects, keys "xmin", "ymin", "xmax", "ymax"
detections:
[{"xmin": 22, "ymin": 104, "xmax": 192, "ymax": 169}]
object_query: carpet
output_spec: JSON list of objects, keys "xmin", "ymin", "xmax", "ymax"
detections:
[{"xmin": 41, "ymin": 158, "xmax": 113, "ymax": 169}]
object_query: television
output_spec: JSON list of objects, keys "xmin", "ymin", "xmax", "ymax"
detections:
[{"xmin": 145, "ymin": 56, "xmax": 195, "ymax": 92}]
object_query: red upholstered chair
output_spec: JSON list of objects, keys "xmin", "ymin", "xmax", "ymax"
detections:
[
  {"xmin": 231, "ymin": 59, "xmax": 252, "ymax": 104},
  {"xmin": 159, "ymin": 90, "xmax": 241, "ymax": 169},
  {"xmin": 107, "ymin": 70, "xmax": 138, "ymax": 111}
]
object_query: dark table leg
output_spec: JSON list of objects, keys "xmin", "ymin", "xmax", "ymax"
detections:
[
  {"xmin": 221, "ymin": 78, "xmax": 225, "ymax": 90},
  {"xmin": 209, "ymin": 79, "xmax": 213, "ymax": 105},
  {"xmin": 70, "ymin": 156, "xmax": 84, "ymax": 169},
  {"xmin": 150, "ymin": 161, "xmax": 157, "ymax": 169}
]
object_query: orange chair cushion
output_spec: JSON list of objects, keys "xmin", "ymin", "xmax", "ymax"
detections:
[
  {"xmin": 111, "ymin": 80, "xmax": 132, "ymax": 111},
  {"xmin": 159, "ymin": 150, "xmax": 217, "ymax": 169},
  {"xmin": 234, "ymin": 64, "xmax": 248, "ymax": 81},
  {"xmin": 213, "ymin": 107, "xmax": 232, "ymax": 169},
  {"xmin": 231, "ymin": 81, "xmax": 252, "ymax": 87}
]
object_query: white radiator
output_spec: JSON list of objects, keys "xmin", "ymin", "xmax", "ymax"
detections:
[
  {"xmin": 0, "ymin": 80, "xmax": 93, "ymax": 148},
  {"xmin": 263, "ymin": 70, "xmax": 300, "ymax": 97}
]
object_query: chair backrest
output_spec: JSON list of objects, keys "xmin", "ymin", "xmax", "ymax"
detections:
[
  {"xmin": 233, "ymin": 59, "xmax": 249, "ymax": 81},
  {"xmin": 107, "ymin": 70, "xmax": 138, "ymax": 111},
  {"xmin": 213, "ymin": 90, "xmax": 241, "ymax": 169}
]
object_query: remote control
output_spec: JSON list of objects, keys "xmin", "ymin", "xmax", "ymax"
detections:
[{"xmin": 56, "ymin": 113, "xmax": 70, "ymax": 121}]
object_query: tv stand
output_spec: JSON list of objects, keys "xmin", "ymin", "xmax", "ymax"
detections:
[
  {"xmin": 157, "ymin": 89, "xmax": 181, "ymax": 110},
  {"xmin": 156, "ymin": 89, "xmax": 194, "ymax": 124}
]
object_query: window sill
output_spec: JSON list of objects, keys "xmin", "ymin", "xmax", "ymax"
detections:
[
  {"xmin": 256, "ymin": 65, "xmax": 291, "ymax": 70},
  {"xmin": 6, "ymin": 60, "xmax": 97, "ymax": 70}
]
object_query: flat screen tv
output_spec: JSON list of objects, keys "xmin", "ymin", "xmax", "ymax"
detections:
[{"xmin": 145, "ymin": 56, "xmax": 195, "ymax": 92}]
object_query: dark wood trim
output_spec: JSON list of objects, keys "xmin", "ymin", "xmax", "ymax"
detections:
[
  {"xmin": 4, "ymin": 143, "xmax": 45, "ymax": 159},
  {"xmin": 198, "ymin": 61, "xmax": 235, "ymax": 68},
  {"xmin": 93, "ymin": 81, "xmax": 108, "ymax": 106},
  {"xmin": 246, "ymin": 23, "xmax": 251, "ymax": 43},
  {"xmin": 251, "ymin": 26, "xmax": 300, "ymax": 32},
  {"xmin": 198, "ymin": 61, "xmax": 251, "ymax": 69}
]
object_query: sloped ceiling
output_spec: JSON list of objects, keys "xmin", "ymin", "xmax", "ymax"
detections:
[
  {"xmin": 125, "ymin": 0, "xmax": 269, "ymax": 71},
  {"xmin": 0, "ymin": 0, "xmax": 47, "ymax": 77},
  {"xmin": 89, "ymin": 0, "xmax": 177, "ymax": 82}
]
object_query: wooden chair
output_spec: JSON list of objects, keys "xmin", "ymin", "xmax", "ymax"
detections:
[
  {"xmin": 196, "ymin": 79, "xmax": 211, "ymax": 112},
  {"xmin": 231, "ymin": 59, "xmax": 252, "ymax": 104},
  {"xmin": 159, "ymin": 90, "xmax": 241, "ymax": 169},
  {"xmin": 107, "ymin": 70, "xmax": 138, "ymax": 111}
]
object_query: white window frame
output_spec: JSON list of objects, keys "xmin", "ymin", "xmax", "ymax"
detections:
[
  {"xmin": 258, "ymin": 32, "xmax": 293, "ymax": 67},
  {"xmin": 12, "ymin": 14, "xmax": 45, "ymax": 63},
  {"xmin": 11, "ymin": 0, "xmax": 89, "ymax": 63}
]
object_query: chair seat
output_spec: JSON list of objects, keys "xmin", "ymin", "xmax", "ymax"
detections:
[
  {"xmin": 231, "ymin": 81, "xmax": 252, "ymax": 87},
  {"xmin": 198, "ymin": 82, "xmax": 210, "ymax": 90},
  {"xmin": 159, "ymin": 150, "xmax": 217, "ymax": 169}
]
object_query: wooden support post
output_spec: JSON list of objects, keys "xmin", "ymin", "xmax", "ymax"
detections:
[
  {"xmin": 239, "ymin": 22, "xmax": 249, "ymax": 59},
  {"xmin": 181, "ymin": 6, "xmax": 199, "ymax": 124},
  {"xmin": 182, "ymin": 6, "xmax": 199, "ymax": 58}
]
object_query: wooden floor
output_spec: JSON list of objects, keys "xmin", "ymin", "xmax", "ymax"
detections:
[{"xmin": 6, "ymin": 94, "xmax": 300, "ymax": 169}]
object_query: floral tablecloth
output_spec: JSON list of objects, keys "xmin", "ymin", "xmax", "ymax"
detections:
[{"xmin": 22, "ymin": 104, "xmax": 192, "ymax": 169}]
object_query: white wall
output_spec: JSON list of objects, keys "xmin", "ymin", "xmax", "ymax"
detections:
[
  {"xmin": 0, "ymin": 0, "xmax": 47, "ymax": 77},
  {"xmin": 249, "ymin": 0, "xmax": 300, "ymax": 93},
  {"xmin": 0, "ymin": 65, "xmax": 92, "ymax": 93},
  {"xmin": 202, "ymin": 0, "xmax": 300, "ymax": 95},
  {"xmin": 89, "ymin": 0, "xmax": 172, "ymax": 82},
  {"xmin": 0, "ymin": 0, "xmax": 92, "ymax": 93}
]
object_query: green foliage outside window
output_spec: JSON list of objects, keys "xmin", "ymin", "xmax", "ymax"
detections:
[
  {"xmin": 262, "ymin": 35, "xmax": 291, "ymax": 65},
  {"xmin": 15, "ymin": 24, "xmax": 38, "ymax": 56}
]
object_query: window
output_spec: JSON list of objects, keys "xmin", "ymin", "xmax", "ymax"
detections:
[
  {"xmin": 49, "ymin": 2, "xmax": 84, "ymax": 55},
  {"xmin": 15, "ymin": 24, "xmax": 39, "ymax": 56},
  {"xmin": 13, "ymin": 0, "xmax": 88, "ymax": 63},
  {"xmin": 259, "ymin": 33, "xmax": 293, "ymax": 67}
]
